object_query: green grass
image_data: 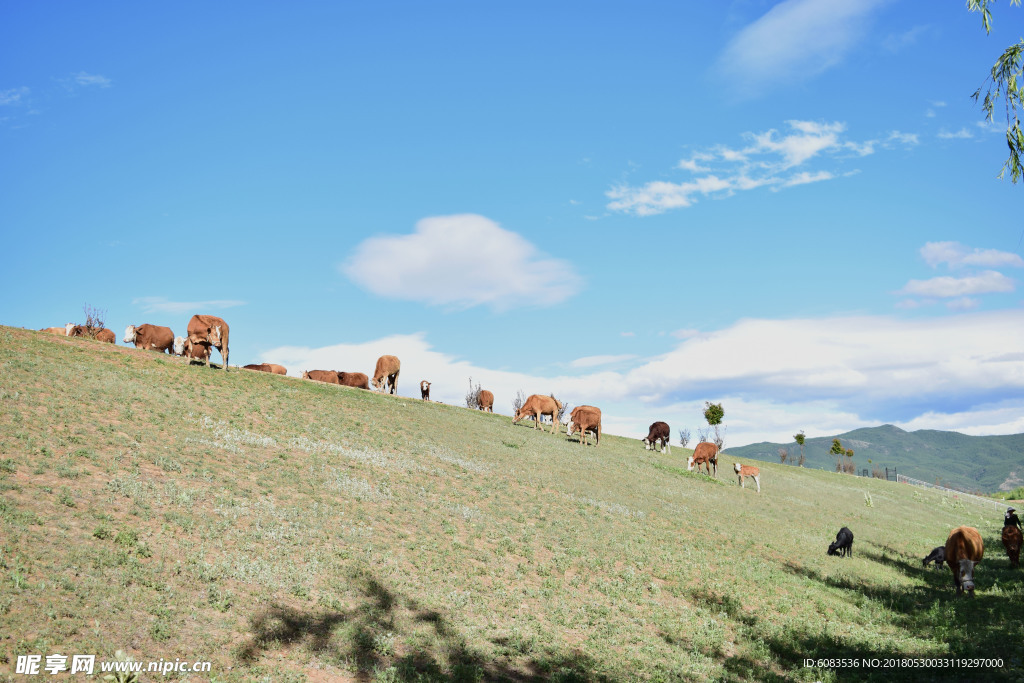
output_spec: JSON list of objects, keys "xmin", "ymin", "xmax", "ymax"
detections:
[{"xmin": 1, "ymin": 325, "xmax": 1022, "ymax": 682}]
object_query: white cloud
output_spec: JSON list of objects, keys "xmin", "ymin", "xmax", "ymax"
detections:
[
  {"xmin": 341, "ymin": 214, "xmax": 582, "ymax": 311},
  {"xmin": 938, "ymin": 127, "xmax": 973, "ymax": 139},
  {"xmin": 921, "ymin": 241, "xmax": 1024, "ymax": 269},
  {"xmin": 266, "ymin": 310, "xmax": 1024, "ymax": 446},
  {"xmin": 73, "ymin": 72, "xmax": 112, "ymax": 88},
  {"xmin": 570, "ymin": 354, "xmax": 637, "ymax": 368},
  {"xmin": 607, "ymin": 120, "xmax": 876, "ymax": 215},
  {"xmin": 946, "ymin": 297, "xmax": 979, "ymax": 311},
  {"xmin": 133, "ymin": 297, "xmax": 246, "ymax": 314},
  {"xmin": 899, "ymin": 271, "xmax": 1015, "ymax": 298},
  {"xmin": 0, "ymin": 87, "xmax": 29, "ymax": 106},
  {"xmin": 716, "ymin": 0, "xmax": 889, "ymax": 96},
  {"xmin": 887, "ymin": 131, "xmax": 919, "ymax": 145}
]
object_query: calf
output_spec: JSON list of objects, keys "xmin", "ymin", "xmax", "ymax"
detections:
[
  {"xmin": 828, "ymin": 527, "xmax": 853, "ymax": 557},
  {"xmin": 945, "ymin": 526, "xmax": 984, "ymax": 596},
  {"xmin": 174, "ymin": 337, "xmax": 211, "ymax": 364},
  {"xmin": 124, "ymin": 324, "xmax": 175, "ymax": 354},
  {"xmin": 69, "ymin": 325, "xmax": 116, "ymax": 343},
  {"xmin": 420, "ymin": 380, "xmax": 431, "ymax": 400},
  {"xmin": 734, "ymin": 461, "xmax": 760, "ymax": 492},
  {"xmin": 922, "ymin": 546, "xmax": 946, "ymax": 569}
]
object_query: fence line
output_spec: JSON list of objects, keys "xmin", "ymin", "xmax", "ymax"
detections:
[{"xmin": 896, "ymin": 474, "xmax": 1005, "ymax": 513}]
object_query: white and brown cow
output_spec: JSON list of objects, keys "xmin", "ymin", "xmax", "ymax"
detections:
[
  {"xmin": 688, "ymin": 442, "xmax": 720, "ymax": 476},
  {"xmin": 186, "ymin": 315, "xmax": 229, "ymax": 370},
  {"xmin": 566, "ymin": 405, "xmax": 602, "ymax": 446},
  {"xmin": 420, "ymin": 380, "xmax": 431, "ymax": 400},
  {"xmin": 123, "ymin": 324, "xmax": 175, "ymax": 354},
  {"xmin": 643, "ymin": 421, "xmax": 671, "ymax": 454},
  {"xmin": 512, "ymin": 394, "xmax": 562, "ymax": 434},
  {"xmin": 734, "ymin": 462, "xmax": 760, "ymax": 492},
  {"xmin": 174, "ymin": 336, "xmax": 211, "ymax": 364},
  {"xmin": 477, "ymin": 390, "xmax": 494, "ymax": 412},
  {"xmin": 372, "ymin": 355, "xmax": 401, "ymax": 394},
  {"xmin": 946, "ymin": 526, "xmax": 984, "ymax": 596}
]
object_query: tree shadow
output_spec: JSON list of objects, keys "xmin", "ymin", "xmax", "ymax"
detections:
[{"xmin": 237, "ymin": 575, "xmax": 610, "ymax": 681}]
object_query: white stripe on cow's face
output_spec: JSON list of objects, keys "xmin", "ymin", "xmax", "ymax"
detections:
[{"xmin": 123, "ymin": 325, "xmax": 136, "ymax": 344}]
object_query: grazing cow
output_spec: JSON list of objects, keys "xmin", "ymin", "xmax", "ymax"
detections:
[
  {"xmin": 566, "ymin": 406, "xmax": 602, "ymax": 446},
  {"xmin": 827, "ymin": 526, "xmax": 853, "ymax": 557},
  {"xmin": 945, "ymin": 526, "xmax": 984, "ymax": 596},
  {"xmin": 420, "ymin": 380, "xmax": 431, "ymax": 400},
  {"xmin": 688, "ymin": 442, "xmax": 720, "ymax": 476},
  {"xmin": 69, "ymin": 325, "xmax": 116, "ymax": 343},
  {"xmin": 302, "ymin": 370, "xmax": 341, "ymax": 385},
  {"xmin": 512, "ymin": 394, "xmax": 563, "ymax": 434},
  {"xmin": 173, "ymin": 337, "xmax": 211, "ymax": 364},
  {"xmin": 1003, "ymin": 526, "xmax": 1022, "ymax": 569},
  {"xmin": 922, "ymin": 546, "xmax": 946, "ymax": 568},
  {"xmin": 338, "ymin": 372, "xmax": 370, "ymax": 389},
  {"xmin": 123, "ymin": 324, "xmax": 174, "ymax": 354},
  {"xmin": 372, "ymin": 355, "xmax": 400, "ymax": 394},
  {"xmin": 40, "ymin": 326, "xmax": 69, "ymax": 336},
  {"xmin": 186, "ymin": 314, "xmax": 229, "ymax": 370},
  {"xmin": 643, "ymin": 422, "xmax": 671, "ymax": 454},
  {"xmin": 734, "ymin": 462, "xmax": 760, "ymax": 492},
  {"xmin": 477, "ymin": 390, "xmax": 494, "ymax": 412}
]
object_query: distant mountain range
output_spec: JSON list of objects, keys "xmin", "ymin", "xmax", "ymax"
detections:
[{"xmin": 726, "ymin": 424, "xmax": 1024, "ymax": 493}]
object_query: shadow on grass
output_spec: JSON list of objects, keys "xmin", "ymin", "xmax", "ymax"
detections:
[{"xmin": 237, "ymin": 575, "xmax": 610, "ymax": 682}]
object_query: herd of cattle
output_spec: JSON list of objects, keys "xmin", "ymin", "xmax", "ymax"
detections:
[{"xmin": 40, "ymin": 314, "xmax": 1022, "ymax": 596}]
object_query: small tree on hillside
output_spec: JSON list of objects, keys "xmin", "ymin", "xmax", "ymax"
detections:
[
  {"xmin": 779, "ymin": 447, "xmax": 789, "ymax": 464},
  {"xmin": 830, "ymin": 438, "xmax": 850, "ymax": 473},
  {"xmin": 465, "ymin": 377, "xmax": 482, "ymax": 409},
  {"xmin": 81, "ymin": 303, "xmax": 107, "ymax": 339},
  {"xmin": 552, "ymin": 394, "xmax": 568, "ymax": 424},
  {"xmin": 793, "ymin": 431, "xmax": 806, "ymax": 466},
  {"xmin": 511, "ymin": 390, "xmax": 527, "ymax": 415},
  {"xmin": 704, "ymin": 402, "xmax": 725, "ymax": 451},
  {"xmin": 678, "ymin": 428, "xmax": 691, "ymax": 448}
]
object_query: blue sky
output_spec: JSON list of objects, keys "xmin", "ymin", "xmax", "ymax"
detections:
[{"xmin": 3, "ymin": 0, "xmax": 1023, "ymax": 446}]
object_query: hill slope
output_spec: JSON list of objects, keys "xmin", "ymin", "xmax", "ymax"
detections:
[
  {"xmin": 729, "ymin": 425, "xmax": 1024, "ymax": 493},
  {"xmin": 1, "ymin": 325, "xmax": 1022, "ymax": 682}
]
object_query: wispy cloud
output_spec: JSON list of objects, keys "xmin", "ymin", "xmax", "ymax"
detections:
[
  {"xmin": 715, "ymin": 0, "xmax": 889, "ymax": 97},
  {"xmin": 898, "ymin": 271, "xmax": 1015, "ymax": 298},
  {"xmin": 607, "ymin": 120, "xmax": 899, "ymax": 216},
  {"xmin": 60, "ymin": 71, "xmax": 112, "ymax": 91},
  {"xmin": 938, "ymin": 128, "xmax": 973, "ymax": 139},
  {"xmin": 0, "ymin": 87, "xmax": 29, "ymax": 106},
  {"xmin": 132, "ymin": 297, "xmax": 246, "ymax": 314},
  {"xmin": 341, "ymin": 214, "xmax": 582, "ymax": 311},
  {"xmin": 921, "ymin": 241, "xmax": 1024, "ymax": 269}
]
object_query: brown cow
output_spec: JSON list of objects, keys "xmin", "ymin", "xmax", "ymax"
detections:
[
  {"xmin": 512, "ymin": 394, "xmax": 562, "ymax": 433},
  {"xmin": 643, "ymin": 421, "xmax": 671, "ymax": 454},
  {"xmin": 186, "ymin": 314, "xmax": 229, "ymax": 370},
  {"xmin": 566, "ymin": 405, "xmax": 602, "ymax": 446},
  {"xmin": 338, "ymin": 372, "xmax": 370, "ymax": 389},
  {"xmin": 244, "ymin": 363, "xmax": 274, "ymax": 373},
  {"xmin": 734, "ymin": 462, "xmax": 760, "ymax": 492},
  {"xmin": 265, "ymin": 364, "xmax": 287, "ymax": 375},
  {"xmin": 420, "ymin": 380, "xmax": 431, "ymax": 400},
  {"xmin": 477, "ymin": 389, "xmax": 494, "ymax": 412},
  {"xmin": 1003, "ymin": 526, "xmax": 1022, "ymax": 569},
  {"xmin": 945, "ymin": 526, "xmax": 984, "ymax": 596},
  {"xmin": 69, "ymin": 325, "xmax": 116, "ymax": 343},
  {"xmin": 688, "ymin": 442, "xmax": 720, "ymax": 476},
  {"xmin": 302, "ymin": 370, "xmax": 340, "ymax": 385},
  {"xmin": 123, "ymin": 324, "xmax": 174, "ymax": 353},
  {"xmin": 372, "ymin": 355, "xmax": 400, "ymax": 394},
  {"xmin": 40, "ymin": 326, "xmax": 69, "ymax": 336}
]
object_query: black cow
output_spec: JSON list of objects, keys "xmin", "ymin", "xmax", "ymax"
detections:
[
  {"xmin": 827, "ymin": 527, "xmax": 854, "ymax": 557},
  {"xmin": 922, "ymin": 546, "xmax": 946, "ymax": 568}
]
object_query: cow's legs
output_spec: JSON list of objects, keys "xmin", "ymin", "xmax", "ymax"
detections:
[{"xmin": 754, "ymin": 475, "xmax": 760, "ymax": 493}]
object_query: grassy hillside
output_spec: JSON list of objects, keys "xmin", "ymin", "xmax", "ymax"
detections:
[
  {"xmin": 1, "ymin": 325, "xmax": 1022, "ymax": 682},
  {"xmin": 729, "ymin": 425, "xmax": 1024, "ymax": 494}
]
